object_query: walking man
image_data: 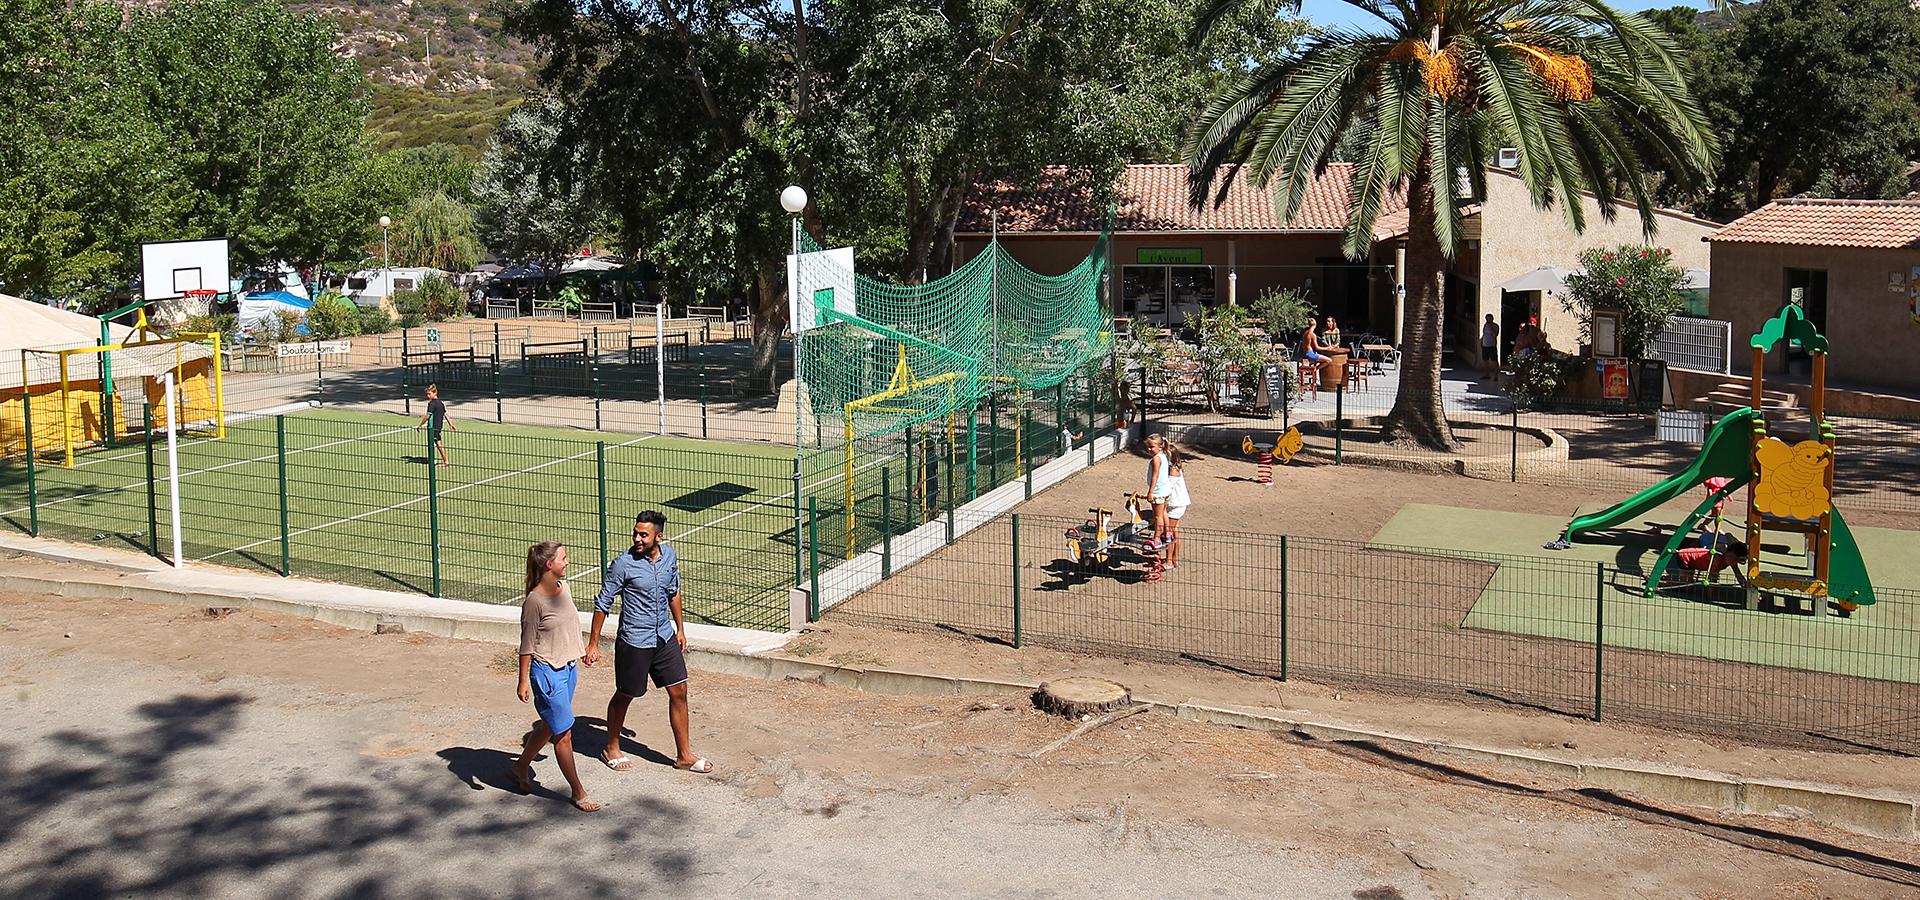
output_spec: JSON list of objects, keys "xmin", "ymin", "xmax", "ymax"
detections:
[
  {"xmin": 583, "ymin": 510, "xmax": 711, "ymax": 774},
  {"xmin": 415, "ymin": 383, "xmax": 455, "ymax": 466}
]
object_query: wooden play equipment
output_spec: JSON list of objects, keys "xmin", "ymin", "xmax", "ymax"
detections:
[
  {"xmin": 1241, "ymin": 428, "xmax": 1304, "ymax": 485},
  {"xmin": 1064, "ymin": 492, "xmax": 1156, "ymax": 573},
  {"xmin": 18, "ymin": 303, "xmax": 226, "ymax": 466},
  {"xmin": 1553, "ymin": 305, "xmax": 1873, "ymax": 613}
]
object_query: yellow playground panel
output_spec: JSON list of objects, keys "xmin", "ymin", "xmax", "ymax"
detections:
[{"xmin": 10, "ymin": 310, "xmax": 225, "ymax": 465}]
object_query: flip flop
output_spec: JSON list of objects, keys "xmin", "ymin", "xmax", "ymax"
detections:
[
  {"xmin": 510, "ymin": 766, "xmax": 533, "ymax": 795},
  {"xmin": 601, "ymin": 754, "xmax": 635, "ymax": 771},
  {"xmin": 675, "ymin": 757, "xmax": 713, "ymax": 774},
  {"xmin": 572, "ymin": 797, "xmax": 604, "ymax": 812}
]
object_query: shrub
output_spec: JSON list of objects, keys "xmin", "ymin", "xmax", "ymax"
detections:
[
  {"xmin": 306, "ymin": 292, "xmax": 361, "ymax": 340},
  {"xmin": 556, "ymin": 284, "xmax": 585, "ymax": 315},
  {"xmin": 392, "ymin": 288, "xmax": 428, "ymax": 328},
  {"xmin": 1508, "ymin": 350, "xmax": 1579, "ymax": 409},
  {"xmin": 356, "ymin": 305, "xmax": 396, "ymax": 335},
  {"xmin": 418, "ymin": 273, "xmax": 462, "ymax": 321},
  {"xmin": 175, "ymin": 313, "xmax": 238, "ymax": 343},
  {"xmin": 1193, "ymin": 305, "xmax": 1266, "ymax": 411},
  {"xmin": 1251, "ymin": 286, "xmax": 1316, "ymax": 346},
  {"xmin": 1561, "ymin": 245, "xmax": 1687, "ymax": 360}
]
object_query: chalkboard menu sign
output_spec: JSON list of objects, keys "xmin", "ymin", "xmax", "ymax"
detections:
[
  {"xmin": 1637, "ymin": 359, "xmax": 1667, "ymax": 408},
  {"xmin": 1263, "ymin": 363, "xmax": 1284, "ymax": 408}
]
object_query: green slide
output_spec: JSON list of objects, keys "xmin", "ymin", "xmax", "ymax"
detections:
[
  {"xmin": 1552, "ymin": 407, "xmax": 1761, "ymax": 545},
  {"xmin": 1828, "ymin": 507, "xmax": 1877, "ymax": 606}
]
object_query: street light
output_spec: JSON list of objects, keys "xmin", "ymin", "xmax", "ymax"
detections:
[
  {"xmin": 781, "ymin": 185, "xmax": 807, "ymax": 590},
  {"xmin": 378, "ymin": 215, "xmax": 392, "ymax": 302}
]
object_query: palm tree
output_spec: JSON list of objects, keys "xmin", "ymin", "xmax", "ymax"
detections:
[{"xmin": 1185, "ymin": 1, "xmax": 1714, "ymax": 449}]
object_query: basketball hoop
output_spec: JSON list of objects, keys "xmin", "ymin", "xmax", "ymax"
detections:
[{"xmin": 182, "ymin": 289, "xmax": 219, "ymax": 302}]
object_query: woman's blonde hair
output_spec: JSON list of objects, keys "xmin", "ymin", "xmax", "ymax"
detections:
[{"xmin": 524, "ymin": 541, "xmax": 564, "ymax": 596}]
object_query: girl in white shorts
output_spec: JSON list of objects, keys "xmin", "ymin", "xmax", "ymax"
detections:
[{"xmin": 1163, "ymin": 442, "xmax": 1190, "ymax": 571}]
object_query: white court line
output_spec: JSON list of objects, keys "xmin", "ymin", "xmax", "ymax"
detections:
[
  {"xmin": 562, "ymin": 451, "xmax": 900, "ymax": 583},
  {"xmin": 200, "ymin": 434, "xmax": 658, "ymax": 563},
  {"xmin": 1, "ymin": 424, "xmax": 416, "ymax": 518}
]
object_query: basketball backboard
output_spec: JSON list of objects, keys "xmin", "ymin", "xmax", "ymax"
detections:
[
  {"xmin": 140, "ymin": 238, "xmax": 231, "ymax": 302},
  {"xmin": 786, "ymin": 245, "xmax": 857, "ymax": 333}
]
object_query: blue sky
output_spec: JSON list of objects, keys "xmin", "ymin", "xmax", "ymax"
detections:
[{"xmin": 1296, "ymin": 1, "xmax": 1711, "ymax": 30}]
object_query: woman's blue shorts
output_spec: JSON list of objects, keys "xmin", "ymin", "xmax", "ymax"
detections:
[{"xmin": 529, "ymin": 658, "xmax": 578, "ymax": 737}]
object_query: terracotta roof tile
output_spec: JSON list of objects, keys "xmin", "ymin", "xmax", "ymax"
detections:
[
  {"xmin": 958, "ymin": 164, "xmax": 1404, "ymax": 234},
  {"xmin": 1708, "ymin": 198, "xmax": 1920, "ymax": 249}
]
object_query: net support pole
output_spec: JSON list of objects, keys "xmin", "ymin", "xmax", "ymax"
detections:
[
  {"xmin": 655, "ymin": 300, "xmax": 666, "ymax": 436},
  {"xmin": 163, "ymin": 373, "xmax": 182, "ymax": 569},
  {"xmin": 144, "ymin": 404, "xmax": 158, "ymax": 558},
  {"xmin": 210, "ymin": 333, "xmax": 226, "ymax": 436},
  {"xmin": 494, "ymin": 322, "xmax": 504, "ymax": 423},
  {"xmin": 58, "ymin": 353, "xmax": 72, "ymax": 467},
  {"xmin": 23, "ymin": 381, "xmax": 38, "ymax": 536},
  {"xmin": 1085, "ymin": 365, "xmax": 1096, "ymax": 466},
  {"xmin": 988, "ymin": 391, "xmax": 999, "ymax": 489},
  {"xmin": 1593, "ymin": 562, "xmax": 1605, "ymax": 722},
  {"xmin": 791, "ymin": 456, "xmax": 803, "ymax": 588},
  {"xmin": 966, "ymin": 402, "xmax": 978, "ymax": 501},
  {"xmin": 403, "ymin": 329, "xmax": 412, "ymax": 416},
  {"xmin": 276, "ymin": 415, "xmax": 290, "ymax": 576},
  {"xmin": 807, "ymin": 496, "xmax": 820, "ymax": 623},
  {"xmin": 591, "ymin": 354, "xmax": 602, "ymax": 432},
  {"xmin": 427, "ymin": 426, "xmax": 442, "ymax": 597},
  {"xmin": 1022, "ymin": 408, "xmax": 1033, "ymax": 500},
  {"xmin": 843, "ymin": 410, "xmax": 855, "ymax": 560},
  {"xmin": 99, "ymin": 318, "xmax": 115, "ymax": 449},
  {"xmin": 1279, "ymin": 535, "xmax": 1289, "ymax": 681}
]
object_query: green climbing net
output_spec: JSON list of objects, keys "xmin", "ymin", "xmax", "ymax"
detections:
[{"xmin": 793, "ymin": 231, "xmax": 1112, "ymax": 446}]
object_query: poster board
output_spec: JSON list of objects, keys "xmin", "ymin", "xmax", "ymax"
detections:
[{"xmin": 1601, "ymin": 357, "xmax": 1631, "ymax": 400}]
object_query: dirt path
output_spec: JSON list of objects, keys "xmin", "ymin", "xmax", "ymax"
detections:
[{"xmin": 2, "ymin": 585, "xmax": 1915, "ymax": 897}]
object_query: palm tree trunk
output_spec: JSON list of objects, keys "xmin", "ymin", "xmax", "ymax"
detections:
[{"xmin": 1379, "ymin": 163, "xmax": 1459, "ymax": 451}]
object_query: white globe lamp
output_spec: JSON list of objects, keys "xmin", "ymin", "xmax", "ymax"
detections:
[
  {"xmin": 378, "ymin": 215, "xmax": 391, "ymax": 228},
  {"xmin": 780, "ymin": 185, "xmax": 808, "ymax": 215}
]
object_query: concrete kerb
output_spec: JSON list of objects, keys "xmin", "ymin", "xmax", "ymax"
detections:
[{"xmin": 4, "ymin": 532, "xmax": 1912, "ymax": 841}]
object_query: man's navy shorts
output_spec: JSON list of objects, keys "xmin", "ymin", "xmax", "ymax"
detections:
[{"xmin": 614, "ymin": 636, "xmax": 689, "ymax": 698}]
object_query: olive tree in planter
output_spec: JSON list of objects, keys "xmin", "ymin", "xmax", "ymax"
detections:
[
  {"xmin": 1194, "ymin": 305, "xmax": 1267, "ymax": 412},
  {"xmin": 1251, "ymin": 285, "xmax": 1315, "ymax": 348}
]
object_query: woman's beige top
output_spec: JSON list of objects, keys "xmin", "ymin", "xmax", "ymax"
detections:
[{"xmin": 519, "ymin": 583, "xmax": 585, "ymax": 667}]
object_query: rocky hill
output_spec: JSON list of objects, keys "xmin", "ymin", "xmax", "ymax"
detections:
[{"xmin": 298, "ymin": 0, "xmax": 537, "ymax": 154}]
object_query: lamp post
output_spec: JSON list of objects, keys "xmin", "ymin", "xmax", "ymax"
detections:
[
  {"xmin": 378, "ymin": 215, "xmax": 392, "ymax": 303},
  {"xmin": 781, "ymin": 185, "xmax": 807, "ymax": 591}
]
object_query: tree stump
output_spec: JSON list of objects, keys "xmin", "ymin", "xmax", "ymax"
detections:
[{"xmin": 1032, "ymin": 677, "xmax": 1132, "ymax": 718}]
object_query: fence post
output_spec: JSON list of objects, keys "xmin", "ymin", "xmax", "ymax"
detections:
[
  {"xmin": 494, "ymin": 350, "xmax": 504, "ymax": 424},
  {"xmin": 1334, "ymin": 380, "xmax": 1344, "ymax": 465},
  {"xmin": 144, "ymin": 404, "xmax": 159, "ymax": 558},
  {"xmin": 945, "ymin": 447, "xmax": 956, "ymax": 545},
  {"xmin": 596, "ymin": 441, "xmax": 609, "ymax": 573},
  {"xmin": 23, "ymin": 392, "xmax": 37, "ymax": 537},
  {"xmin": 427, "ymin": 428, "xmax": 442, "ymax": 597},
  {"xmin": 1279, "ymin": 534, "xmax": 1289, "ymax": 681},
  {"xmin": 792, "ymin": 457, "xmax": 803, "ymax": 587},
  {"xmin": 699, "ymin": 368, "xmax": 709, "ymax": 439},
  {"xmin": 807, "ymin": 497, "xmax": 820, "ymax": 622},
  {"xmin": 879, "ymin": 466, "xmax": 893, "ymax": 578},
  {"xmin": 988, "ymin": 391, "xmax": 1000, "ymax": 489},
  {"xmin": 315, "ymin": 342, "xmax": 324, "ymax": 405},
  {"xmin": 1593, "ymin": 562, "xmax": 1605, "ymax": 722},
  {"xmin": 1055, "ymin": 381, "xmax": 1066, "ymax": 451},
  {"xmin": 1011, "ymin": 513, "xmax": 1023, "ymax": 649},
  {"xmin": 276, "ymin": 415, "xmax": 290, "ymax": 576},
  {"xmin": 1022, "ymin": 408, "xmax": 1033, "ymax": 500},
  {"xmin": 1085, "ymin": 367, "xmax": 1097, "ymax": 465},
  {"xmin": 1510, "ymin": 402, "xmax": 1519, "ymax": 482},
  {"xmin": 591, "ymin": 356, "xmax": 603, "ymax": 432}
]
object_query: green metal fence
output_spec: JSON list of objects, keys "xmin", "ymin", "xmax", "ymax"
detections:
[
  {"xmin": 0, "ymin": 407, "xmax": 799, "ymax": 630},
  {"xmin": 826, "ymin": 513, "xmax": 1920, "ymax": 755}
]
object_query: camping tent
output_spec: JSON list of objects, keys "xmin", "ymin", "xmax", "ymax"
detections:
[{"xmin": 238, "ymin": 290, "xmax": 313, "ymax": 336}]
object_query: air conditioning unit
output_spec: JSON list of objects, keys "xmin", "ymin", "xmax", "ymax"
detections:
[{"xmin": 1496, "ymin": 147, "xmax": 1520, "ymax": 169}]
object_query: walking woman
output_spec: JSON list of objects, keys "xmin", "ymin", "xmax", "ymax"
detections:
[{"xmin": 511, "ymin": 541, "xmax": 602, "ymax": 812}]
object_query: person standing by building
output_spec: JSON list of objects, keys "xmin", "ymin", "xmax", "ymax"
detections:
[
  {"xmin": 1480, "ymin": 314, "xmax": 1501, "ymax": 377},
  {"xmin": 415, "ymin": 384, "xmax": 455, "ymax": 466},
  {"xmin": 510, "ymin": 541, "xmax": 600, "ymax": 812},
  {"xmin": 583, "ymin": 510, "xmax": 711, "ymax": 774}
]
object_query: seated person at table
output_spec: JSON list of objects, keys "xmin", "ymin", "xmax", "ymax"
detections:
[
  {"xmin": 1300, "ymin": 321, "xmax": 1336, "ymax": 374},
  {"xmin": 1322, "ymin": 317, "xmax": 1342, "ymax": 349}
]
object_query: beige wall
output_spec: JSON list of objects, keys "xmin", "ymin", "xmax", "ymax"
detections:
[
  {"xmin": 1707, "ymin": 242, "xmax": 1920, "ymax": 392},
  {"xmin": 1478, "ymin": 169, "xmax": 1718, "ymax": 354}
]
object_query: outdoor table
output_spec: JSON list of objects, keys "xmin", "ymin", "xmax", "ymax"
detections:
[
  {"xmin": 1361, "ymin": 344, "xmax": 1394, "ymax": 373},
  {"xmin": 1318, "ymin": 350, "xmax": 1350, "ymax": 391}
]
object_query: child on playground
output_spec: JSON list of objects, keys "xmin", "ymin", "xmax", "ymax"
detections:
[
  {"xmin": 511, "ymin": 541, "xmax": 601, "ymax": 812},
  {"xmin": 1142, "ymin": 434, "xmax": 1172, "ymax": 552},
  {"xmin": 1161, "ymin": 441, "xmax": 1190, "ymax": 573},
  {"xmin": 415, "ymin": 384, "xmax": 455, "ymax": 466}
]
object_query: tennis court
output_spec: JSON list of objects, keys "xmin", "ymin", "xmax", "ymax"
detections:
[{"xmin": 0, "ymin": 407, "xmax": 812, "ymax": 629}]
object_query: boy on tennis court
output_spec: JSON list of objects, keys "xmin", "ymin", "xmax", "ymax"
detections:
[{"xmin": 415, "ymin": 384, "xmax": 455, "ymax": 466}]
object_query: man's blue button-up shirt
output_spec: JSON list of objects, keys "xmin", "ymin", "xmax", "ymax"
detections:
[{"xmin": 594, "ymin": 544, "xmax": 681, "ymax": 647}]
